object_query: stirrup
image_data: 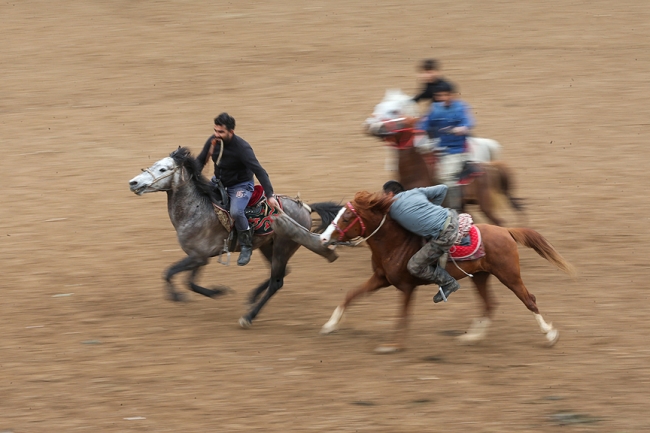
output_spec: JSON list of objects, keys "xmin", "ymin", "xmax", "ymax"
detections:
[
  {"xmin": 217, "ymin": 238, "xmax": 231, "ymax": 266},
  {"xmin": 437, "ymin": 286, "xmax": 448, "ymax": 302}
]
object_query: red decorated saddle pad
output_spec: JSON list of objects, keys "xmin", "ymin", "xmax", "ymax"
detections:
[
  {"xmin": 245, "ymin": 198, "xmax": 282, "ymax": 236},
  {"xmin": 212, "ymin": 190, "xmax": 282, "ymax": 235},
  {"xmin": 449, "ymin": 225, "xmax": 485, "ymax": 261}
]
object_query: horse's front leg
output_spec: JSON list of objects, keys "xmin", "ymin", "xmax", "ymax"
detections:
[
  {"xmin": 164, "ymin": 255, "xmax": 206, "ymax": 302},
  {"xmin": 375, "ymin": 285, "xmax": 416, "ymax": 354},
  {"xmin": 320, "ymin": 272, "xmax": 390, "ymax": 335},
  {"xmin": 187, "ymin": 266, "xmax": 232, "ymax": 299}
]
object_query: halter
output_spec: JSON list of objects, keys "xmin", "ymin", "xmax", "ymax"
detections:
[
  {"xmin": 141, "ymin": 164, "xmax": 179, "ymax": 191},
  {"xmin": 375, "ymin": 118, "xmax": 422, "ymax": 150},
  {"xmin": 332, "ymin": 202, "xmax": 387, "ymax": 246}
]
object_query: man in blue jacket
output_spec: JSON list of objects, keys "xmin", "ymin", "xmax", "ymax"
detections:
[
  {"xmin": 383, "ymin": 180, "xmax": 460, "ymax": 303},
  {"xmin": 421, "ymin": 82, "xmax": 474, "ymax": 210}
]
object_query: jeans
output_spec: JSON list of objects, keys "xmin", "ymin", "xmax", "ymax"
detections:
[{"xmin": 227, "ymin": 180, "xmax": 254, "ymax": 231}]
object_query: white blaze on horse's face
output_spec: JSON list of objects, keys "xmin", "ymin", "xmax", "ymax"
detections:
[
  {"xmin": 129, "ymin": 156, "xmax": 176, "ymax": 195},
  {"xmin": 320, "ymin": 207, "xmax": 346, "ymax": 245}
]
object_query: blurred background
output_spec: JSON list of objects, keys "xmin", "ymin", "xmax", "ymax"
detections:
[{"xmin": 1, "ymin": 1, "xmax": 649, "ymax": 431}]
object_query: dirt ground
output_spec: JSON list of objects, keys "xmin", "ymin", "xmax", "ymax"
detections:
[{"xmin": 2, "ymin": 1, "xmax": 650, "ymax": 431}]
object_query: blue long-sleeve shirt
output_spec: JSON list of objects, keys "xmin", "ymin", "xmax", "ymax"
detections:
[
  {"xmin": 422, "ymin": 100, "xmax": 474, "ymax": 154},
  {"xmin": 389, "ymin": 185, "xmax": 450, "ymax": 239}
]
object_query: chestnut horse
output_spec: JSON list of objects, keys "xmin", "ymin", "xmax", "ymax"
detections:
[{"xmin": 319, "ymin": 191, "xmax": 574, "ymax": 353}]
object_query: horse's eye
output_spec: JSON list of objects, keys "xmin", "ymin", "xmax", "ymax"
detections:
[{"xmin": 160, "ymin": 168, "xmax": 167, "ymax": 173}]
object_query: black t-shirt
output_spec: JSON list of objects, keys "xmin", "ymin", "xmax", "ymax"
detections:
[
  {"xmin": 413, "ymin": 78, "xmax": 453, "ymax": 103},
  {"xmin": 197, "ymin": 134, "xmax": 274, "ymax": 196}
]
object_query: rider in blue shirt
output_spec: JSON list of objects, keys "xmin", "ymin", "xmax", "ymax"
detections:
[{"xmin": 420, "ymin": 82, "xmax": 474, "ymax": 210}]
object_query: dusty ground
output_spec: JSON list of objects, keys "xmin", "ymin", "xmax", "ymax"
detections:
[{"xmin": 2, "ymin": 1, "xmax": 650, "ymax": 431}]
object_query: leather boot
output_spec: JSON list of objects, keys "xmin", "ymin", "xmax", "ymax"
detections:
[
  {"xmin": 432, "ymin": 265, "xmax": 460, "ymax": 303},
  {"xmin": 237, "ymin": 229, "xmax": 253, "ymax": 266}
]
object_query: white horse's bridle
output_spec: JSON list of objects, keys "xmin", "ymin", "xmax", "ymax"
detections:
[{"xmin": 140, "ymin": 165, "xmax": 179, "ymax": 192}]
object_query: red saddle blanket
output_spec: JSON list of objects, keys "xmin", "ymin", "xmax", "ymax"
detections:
[{"xmin": 449, "ymin": 225, "xmax": 485, "ymax": 261}]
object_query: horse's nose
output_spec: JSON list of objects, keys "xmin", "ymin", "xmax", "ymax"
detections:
[{"xmin": 129, "ymin": 180, "xmax": 137, "ymax": 186}]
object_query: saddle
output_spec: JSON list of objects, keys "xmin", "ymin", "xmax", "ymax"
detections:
[{"xmin": 211, "ymin": 184, "xmax": 282, "ymax": 236}]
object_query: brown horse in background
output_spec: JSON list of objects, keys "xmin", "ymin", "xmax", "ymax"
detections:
[
  {"xmin": 319, "ymin": 190, "xmax": 574, "ymax": 353},
  {"xmin": 380, "ymin": 120, "xmax": 524, "ymax": 226}
]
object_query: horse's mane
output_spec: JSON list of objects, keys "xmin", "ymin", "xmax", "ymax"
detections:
[
  {"xmin": 352, "ymin": 191, "xmax": 394, "ymax": 218},
  {"xmin": 169, "ymin": 147, "xmax": 217, "ymax": 202}
]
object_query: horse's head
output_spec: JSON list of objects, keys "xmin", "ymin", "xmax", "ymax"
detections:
[
  {"xmin": 320, "ymin": 191, "xmax": 393, "ymax": 246},
  {"xmin": 319, "ymin": 202, "xmax": 367, "ymax": 246},
  {"xmin": 364, "ymin": 89, "xmax": 422, "ymax": 149},
  {"xmin": 129, "ymin": 155, "xmax": 178, "ymax": 195}
]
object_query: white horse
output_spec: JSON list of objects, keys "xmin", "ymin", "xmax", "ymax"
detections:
[{"xmin": 365, "ymin": 89, "xmax": 502, "ymax": 168}]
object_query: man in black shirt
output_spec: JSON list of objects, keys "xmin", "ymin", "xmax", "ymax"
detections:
[
  {"xmin": 412, "ymin": 59, "xmax": 454, "ymax": 104},
  {"xmin": 197, "ymin": 113, "xmax": 279, "ymax": 266}
]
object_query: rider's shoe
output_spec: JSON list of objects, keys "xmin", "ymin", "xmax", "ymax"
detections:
[
  {"xmin": 237, "ymin": 229, "xmax": 253, "ymax": 266},
  {"xmin": 432, "ymin": 266, "xmax": 460, "ymax": 303}
]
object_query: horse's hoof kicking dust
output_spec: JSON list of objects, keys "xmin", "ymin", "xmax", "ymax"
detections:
[
  {"xmin": 374, "ymin": 344, "xmax": 403, "ymax": 354},
  {"xmin": 239, "ymin": 317, "xmax": 252, "ymax": 329},
  {"xmin": 545, "ymin": 329, "xmax": 560, "ymax": 347}
]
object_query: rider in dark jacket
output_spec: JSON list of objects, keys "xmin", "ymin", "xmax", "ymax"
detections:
[
  {"xmin": 197, "ymin": 113, "xmax": 279, "ymax": 266},
  {"xmin": 412, "ymin": 59, "xmax": 454, "ymax": 104}
]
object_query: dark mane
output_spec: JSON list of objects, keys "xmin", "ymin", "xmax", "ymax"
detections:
[
  {"xmin": 352, "ymin": 191, "xmax": 394, "ymax": 217},
  {"xmin": 169, "ymin": 147, "xmax": 217, "ymax": 202}
]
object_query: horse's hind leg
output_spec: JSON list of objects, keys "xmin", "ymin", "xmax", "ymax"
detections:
[
  {"xmin": 472, "ymin": 175, "xmax": 504, "ymax": 226},
  {"xmin": 321, "ymin": 272, "xmax": 390, "ymax": 335},
  {"xmin": 164, "ymin": 256, "xmax": 207, "ymax": 302},
  {"xmin": 247, "ymin": 243, "xmax": 274, "ymax": 305},
  {"xmin": 239, "ymin": 239, "xmax": 299, "ymax": 328},
  {"xmin": 458, "ymin": 272, "xmax": 494, "ymax": 345},
  {"xmin": 491, "ymin": 264, "xmax": 559, "ymax": 347}
]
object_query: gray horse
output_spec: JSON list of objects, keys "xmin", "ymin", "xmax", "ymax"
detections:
[{"xmin": 128, "ymin": 147, "xmax": 340, "ymax": 328}]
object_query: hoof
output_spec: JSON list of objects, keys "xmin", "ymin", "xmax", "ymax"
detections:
[
  {"xmin": 239, "ymin": 316, "xmax": 252, "ymax": 329},
  {"xmin": 210, "ymin": 286, "xmax": 233, "ymax": 299},
  {"xmin": 374, "ymin": 344, "xmax": 403, "ymax": 354},
  {"xmin": 456, "ymin": 333, "xmax": 483, "ymax": 345},
  {"xmin": 545, "ymin": 329, "xmax": 560, "ymax": 347},
  {"xmin": 320, "ymin": 323, "xmax": 339, "ymax": 335},
  {"xmin": 167, "ymin": 292, "xmax": 186, "ymax": 302}
]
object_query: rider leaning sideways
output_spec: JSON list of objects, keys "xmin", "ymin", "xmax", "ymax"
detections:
[
  {"xmin": 197, "ymin": 113, "xmax": 279, "ymax": 267},
  {"xmin": 383, "ymin": 180, "xmax": 461, "ymax": 303},
  {"xmin": 420, "ymin": 82, "xmax": 474, "ymax": 210}
]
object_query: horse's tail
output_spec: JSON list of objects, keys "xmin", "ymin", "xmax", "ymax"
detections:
[
  {"xmin": 491, "ymin": 161, "xmax": 525, "ymax": 213},
  {"xmin": 508, "ymin": 228, "xmax": 576, "ymax": 276},
  {"xmin": 308, "ymin": 201, "xmax": 343, "ymax": 233}
]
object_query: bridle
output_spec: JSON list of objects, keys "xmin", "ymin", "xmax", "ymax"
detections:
[
  {"xmin": 140, "ymin": 164, "xmax": 180, "ymax": 192},
  {"xmin": 374, "ymin": 117, "xmax": 422, "ymax": 150},
  {"xmin": 331, "ymin": 202, "xmax": 387, "ymax": 246}
]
